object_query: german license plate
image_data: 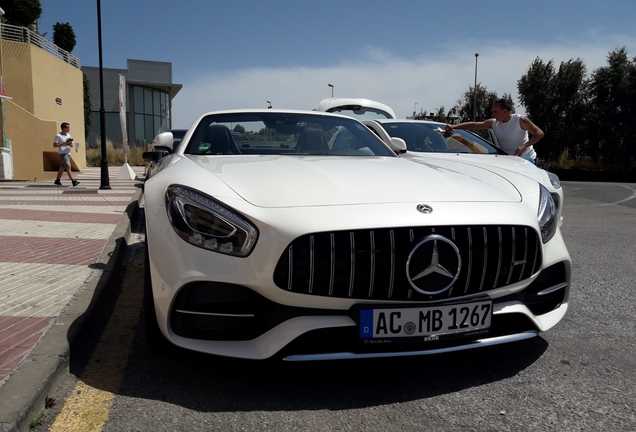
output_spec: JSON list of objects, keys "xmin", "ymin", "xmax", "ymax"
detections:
[{"xmin": 359, "ymin": 301, "xmax": 492, "ymax": 339}]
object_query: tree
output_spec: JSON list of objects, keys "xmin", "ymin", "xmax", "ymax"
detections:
[
  {"xmin": 0, "ymin": 0, "xmax": 42, "ymax": 27},
  {"xmin": 454, "ymin": 83, "xmax": 512, "ymax": 122},
  {"xmin": 587, "ymin": 48, "xmax": 636, "ymax": 169},
  {"xmin": 233, "ymin": 124, "xmax": 246, "ymax": 133},
  {"xmin": 83, "ymin": 72, "xmax": 91, "ymax": 140},
  {"xmin": 53, "ymin": 22, "xmax": 76, "ymax": 52},
  {"xmin": 518, "ymin": 57, "xmax": 588, "ymax": 162}
]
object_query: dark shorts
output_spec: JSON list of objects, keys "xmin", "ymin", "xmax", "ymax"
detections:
[{"xmin": 60, "ymin": 153, "xmax": 71, "ymax": 169}]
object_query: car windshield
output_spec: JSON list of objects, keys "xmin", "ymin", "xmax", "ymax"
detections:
[
  {"xmin": 185, "ymin": 112, "xmax": 396, "ymax": 157},
  {"xmin": 327, "ymin": 105, "xmax": 393, "ymax": 121},
  {"xmin": 381, "ymin": 122, "xmax": 500, "ymax": 154}
]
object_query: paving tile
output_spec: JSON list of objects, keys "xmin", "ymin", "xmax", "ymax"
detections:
[
  {"xmin": 0, "ymin": 262, "xmax": 95, "ymax": 317},
  {"xmin": 0, "ymin": 205, "xmax": 128, "ymax": 214},
  {"xmin": 0, "ymin": 209, "xmax": 123, "ymax": 224},
  {"xmin": 0, "ymin": 200, "xmax": 131, "ymax": 206},
  {"xmin": 0, "ymin": 236, "xmax": 106, "ymax": 265},
  {"xmin": 0, "ymin": 219, "xmax": 116, "ymax": 240}
]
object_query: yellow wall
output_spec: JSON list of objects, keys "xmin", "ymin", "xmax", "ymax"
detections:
[
  {"xmin": 1, "ymin": 40, "xmax": 86, "ymax": 180},
  {"xmin": 1, "ymin": 40, "xmax": 34, "ymax": 113},
  {"xmin": 29, "ymin": 45, "xmax": 86, "ymax": 170},
  {"xmin": 4, "ymin": 101, "xmax": 57, "ymax": 180}
]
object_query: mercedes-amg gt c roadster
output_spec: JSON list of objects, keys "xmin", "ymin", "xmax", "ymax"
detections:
[{"xmin": 142, "ymin": 110, "xmax": 570, "ymax": 361}]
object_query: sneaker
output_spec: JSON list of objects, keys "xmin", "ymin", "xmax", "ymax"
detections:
[
  {"xmin": 72, "ymin": 180, "xmax": 80, "ymax": 187},
  {"xmin": 54, "ymin": 179, "xmax": 62, "ymax": 186}
]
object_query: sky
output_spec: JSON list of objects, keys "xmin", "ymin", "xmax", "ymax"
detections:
[{"xmin": 40, "ymin": 0, "xmax": 636, "ymax": 128}]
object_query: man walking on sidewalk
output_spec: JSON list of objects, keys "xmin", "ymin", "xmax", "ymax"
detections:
[
  {"xmin": 53, "ymin": 122, "xmax": 80, "ymax": 187},
  {"xmin": 445, "ymin": 99, "xmax": 544, "ymax": 164}
]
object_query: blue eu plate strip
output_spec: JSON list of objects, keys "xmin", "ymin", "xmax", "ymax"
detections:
[{"xmin": 359, "ymin": 309, "xmax": 373, "ymax": 339}]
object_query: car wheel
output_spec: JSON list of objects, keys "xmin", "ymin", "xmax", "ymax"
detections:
[{"xmin": 143, "ymin": 245, "xmax": 170, "ymax": 351}]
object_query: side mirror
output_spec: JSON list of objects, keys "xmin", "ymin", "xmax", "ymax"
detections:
[
  {"xmin": 152, "ymin": 132, "xmax": 174, "ymax": 152},
  {"xmin": 389, "ymin": 137, "xmax": 407, "ymax": 154},
  {"xmin": 143, "ymin": 151, "xmax": 166, "ymax": 163}
]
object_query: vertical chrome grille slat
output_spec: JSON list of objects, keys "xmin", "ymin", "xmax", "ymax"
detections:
[
  {"xmin": 308, "ymin": 235, "xmax": 315, "ymax": 293},
  {"xmin": 463, "ymin": 227, "xmax": 473, "ymax": 294},
  {"xmin": 328, "ymin": 233, "xmax": 335, "ymax": 296},
  {"xmin": 479, "ymin": 227, "xmax": 488, "ymax": 291},
  {"xmin": 276, "ymin": 225, "xmax": 542, "ymax": 301},
  {"xmin": 287, "ymin": 245, "xmax": 293, "ymax": 291},
  {"xmin": 388, "ymin": 230, "xmax": 396, "ymax": 299},
  {"xmin": 520, "ymin": 228, "xmax": 528, "ymax": 280},
  {"xmin": 408, "ymin": 229, "xmax": 414, "ymax": 299},
  {"xmin": 506, "ymin": 226, "xmax": 516, "ymax": 284},
  {"xmin": 532, "ymin": 234, "xmax": 540, "ymax": 274},
  {"xmin": 368, "ymin": 231, "xmax": 376, "ymax": 297},
  {"xmin": 494, "ymin": 227, "xmax": 502, "ymax": 287},
  {"xmin": 348, "ymin": 232, "xmax": 356, "ymax": 297}
]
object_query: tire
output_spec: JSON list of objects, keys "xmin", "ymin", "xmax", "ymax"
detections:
[{"xmin": 143, "ymin": 244, "xmax": 171, "ymax": 351}]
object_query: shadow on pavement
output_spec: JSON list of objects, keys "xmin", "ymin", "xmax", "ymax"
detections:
[{"xmin": 71, "ymin": 243, "xmax": 549, "ymax": 413}]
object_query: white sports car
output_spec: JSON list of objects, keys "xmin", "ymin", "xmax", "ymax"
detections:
[{"xmin": 142, "ymin": 109, "xmax": 570, "ymax": 361}]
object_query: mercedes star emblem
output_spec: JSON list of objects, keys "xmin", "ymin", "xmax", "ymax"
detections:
[
  {"xmin": 406, "ymin": 234, "xmax": 462, "ymax": 295},
  {"xmin": 416, "ymin": 204, "xmax": 433, "ymax": 214}
]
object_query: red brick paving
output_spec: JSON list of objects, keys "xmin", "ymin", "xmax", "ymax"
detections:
[
  {"xmin": 0, "ymin": 200, "xmax": 131, "ymax": 206},
  {"xmin": 0, "ymin": 316, "xmax": 50, "ymax": 382},
  {"xmin": 0, "ymin": 193, "xmax": 134, "ymax": 197},
  {"xmin": 0, "ymin": 236, "xmax": 107, "ymax": 265},
  {"xmin": 0, "ymin": 209, "xmax": 123, "ymax": 224}
]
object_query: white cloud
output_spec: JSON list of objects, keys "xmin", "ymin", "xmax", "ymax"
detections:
[{"xmin": 172, "ymin": 36, "xmax": 636, "ymax": 127}]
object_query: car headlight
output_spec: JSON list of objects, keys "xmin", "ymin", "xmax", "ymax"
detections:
[
  {"xmin": 538, "ymin": 184, "xmax": 558, "ymax": 243},
  {"xmin": 165, "ymin": 185, "xmax": 258, "ymax": 257},
  {"xmin": 547, "ymin": 171, "xmax": 561, "ymax": 189}
]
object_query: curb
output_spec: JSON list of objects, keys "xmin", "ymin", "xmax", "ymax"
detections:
[{"xmin": 0, "ymin": 191, "xmax": 141, "ymax": 432}]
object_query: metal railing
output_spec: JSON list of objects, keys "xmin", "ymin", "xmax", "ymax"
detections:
[{"xmin": 0, "ymin": 23, "xmax": 80, "ymax": 68}]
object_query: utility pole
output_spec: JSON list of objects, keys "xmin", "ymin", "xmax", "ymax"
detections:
[
  {"xmin": 473, "ymin": 52, "xmax": 479, "ymax": 121},
  {"xmin": 413, "ymin": 102, "xmax": 419, "ymax": 118},
  {"xmin": 328, "ymin": 83, "xmax": 334, "ymax": 98},
  {"xmin": 96, "ymin": 0, "xmax": 111, "ymax": 189}
]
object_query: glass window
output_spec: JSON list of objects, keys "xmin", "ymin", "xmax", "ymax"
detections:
[
  {"xmin": 134, "ymin": 114, "xmax": 145, "ymax": 144},
  {"xmin": 144, "ymin": 88, "xmax": 153, "ymax": 115},
  {"xmin": 144, "ymin": 115, "xmax": 154, "ymax": 143},
  {"xmin": 133, "ymin": 87, "xmax": 144, "ymax": 115},
  {"xmin": 381, "ymin": 122, "xmax": 500, "ymax": 154},
  {"xmin": 185, "ymin": 112, "xmax": 395, "ymax": 157},
  {"xmin": 327, "ymin": 105, "xmax": 393, "ymax": 120},
  {"xmin": 160, "ymin": 92, "xmax": 168, "ymax": 117},
  {"xmin": 153, "ymin": 91, "xmax": 161, "ymax": 116}
]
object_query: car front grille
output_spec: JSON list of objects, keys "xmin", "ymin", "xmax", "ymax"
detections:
[{"xmin": 273, "ymin": 225, "xmax": 542, "ymax": 301}]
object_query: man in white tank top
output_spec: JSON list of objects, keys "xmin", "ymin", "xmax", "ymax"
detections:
[{"xmin": 445, "ymin": 99, "xmax": 544, "ymax": 163}]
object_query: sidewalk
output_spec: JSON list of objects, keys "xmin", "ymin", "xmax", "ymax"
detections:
[{"xmin": 0, "ymin": 166, "xmax": 143, "ymax": 386}]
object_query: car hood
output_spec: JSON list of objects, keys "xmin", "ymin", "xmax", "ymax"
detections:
[
  {"xmin": 187, "ymin": 155, "xmax": 522, "ymax": 208},
  {"xmin": 407, "ymin": 152, "xmax": 551, "ymax": 187}
]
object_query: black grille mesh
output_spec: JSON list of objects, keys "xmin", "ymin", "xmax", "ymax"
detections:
[{"xmin": 273, "ymin": 225, "xmax": 542, "ymax": 301}]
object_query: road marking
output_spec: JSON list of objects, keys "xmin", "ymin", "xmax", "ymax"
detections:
[{"xmin": 48, "ymin": 240, "xmax": 144, "ymax": 432}]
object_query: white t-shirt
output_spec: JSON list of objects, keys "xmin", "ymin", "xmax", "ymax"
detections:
[
  {"xmin": 492, "ymin": 114, "xmax": 537, "ymax": 160},
  {"xmin": 54, "ymin": 133, "xmax": 72, "ymax": 155}
]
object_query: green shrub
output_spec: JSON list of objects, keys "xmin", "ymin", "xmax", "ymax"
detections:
[{"xmin": 86, "ymin": 144, "xmax": 145, "ymax": 167}]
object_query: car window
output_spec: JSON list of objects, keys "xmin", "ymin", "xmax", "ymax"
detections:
[
  {"xmin": 327, "ymin": 106, "xmax": 393, "ymax": 121},
  {"xmin": 381, "ymin": 123, "xmax": 499, "ymax": 154},
  {"xmin": 185, "ymin": 113, "xmax": 396, "ymax": 157}
]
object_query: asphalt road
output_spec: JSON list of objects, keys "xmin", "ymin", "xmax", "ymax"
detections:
[{"xmin": 38, "ymin": 181, "xmax": 636, "ymax": 432}]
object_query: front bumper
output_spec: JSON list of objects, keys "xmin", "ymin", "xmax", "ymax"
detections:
[
  {"xmin": 146, "ymin": 198, "xmax": 571, "ymax": 360},
  {"xmin": 149, "ymin": 256, "xmax": 570, "ymax": 360}
]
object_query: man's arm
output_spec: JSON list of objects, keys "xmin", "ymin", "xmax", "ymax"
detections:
[
  {"xmin": 447, "ymin": 119, "xmax": 495, "ymax": 132},
  {"xmin": 516, "ymin": 117, "xmax": 544, "ymax": 155}
]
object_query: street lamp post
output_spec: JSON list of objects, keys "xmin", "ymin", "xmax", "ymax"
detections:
[
  {"xmin": 328, "ymin": 83, "xmax": 334, "ymax": 98},
  {"xmin": 473, "ymin": 52, "xmax": 479, "ymax": 121},
  {"xmin": 96, "ymin": 0, "xmax": 110, "ymax": 189},
  {"xmin": 413, "ymin": 102, "xmax": 419, "ymax": 118}
]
